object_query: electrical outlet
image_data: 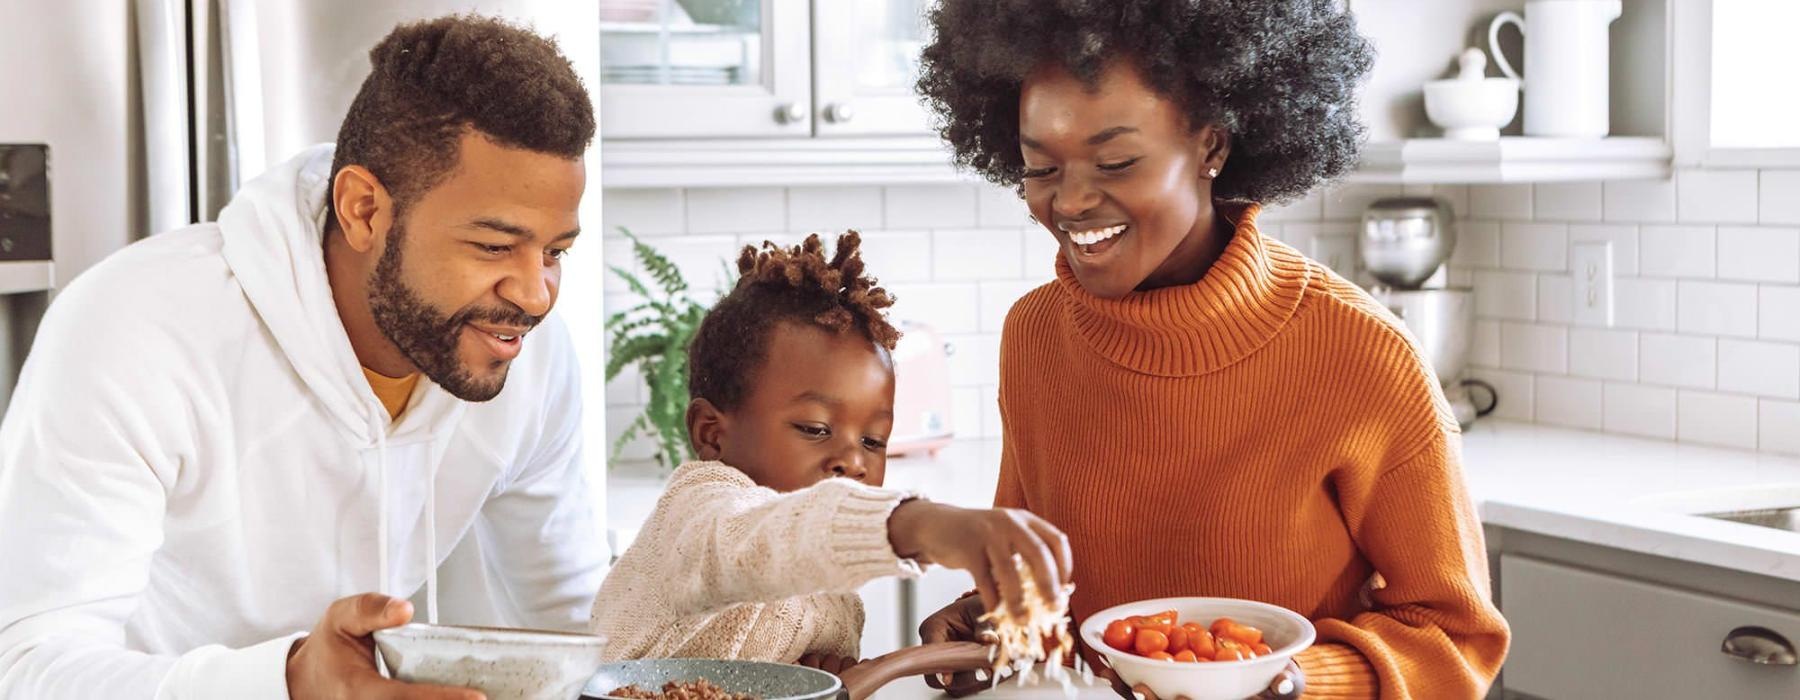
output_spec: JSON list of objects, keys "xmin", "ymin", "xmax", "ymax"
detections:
[
  {"xmin": 1572, "ymin": 241, "xmax": 1614, "ymax": 326},
  {"xmin": 1311, "ymin": 236, "xmax": 1357, "ymax": 277}
]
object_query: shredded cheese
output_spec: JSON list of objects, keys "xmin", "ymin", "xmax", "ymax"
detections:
[{"xmin": 977, "ymin": 555, "xmax": 1076, "ymax": 696}]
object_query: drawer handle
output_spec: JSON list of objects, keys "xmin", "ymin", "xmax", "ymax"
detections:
[{"xmin": 1721, "ymin": 626, "xmax": 1798, "ymax": 666}]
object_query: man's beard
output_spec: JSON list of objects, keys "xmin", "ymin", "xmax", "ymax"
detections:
[{"xmin": 367, "ymin": 222, "xmax": 541, "ymax": 402}]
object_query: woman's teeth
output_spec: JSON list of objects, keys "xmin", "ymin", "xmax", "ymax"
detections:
[
  {"xmin": 1069, "ymin": 224, "xmax": 1126, "ymax": 246},
  {"xmin": 492, "ymin": 333, "xmax": 518, "ymax": 341}
]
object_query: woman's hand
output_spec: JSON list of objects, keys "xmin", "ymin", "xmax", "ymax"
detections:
[
  {"xmin": 917, "ymin": 595, "xmax": 1001, "ymax": 697},
  {"xmin": 1091, "ymin": 651, "xmax": 1304, "ymax": 700},
  {"xmin": 796, "ymin": 653, "xmax": 863, "ymax": 676},
  {"xmin": 887, "ymin": 500, "xmax": 1073, "ymax": 620}
]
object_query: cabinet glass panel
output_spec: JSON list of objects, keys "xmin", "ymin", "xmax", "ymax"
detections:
[{"xmin": 601, "ymin": 0, "xmax": 763, "ymax": 87}]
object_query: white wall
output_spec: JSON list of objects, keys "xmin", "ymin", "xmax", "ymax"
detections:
[{"xmin": 603, "ymin": 167, "xmax": 1800, "ymax": 459}]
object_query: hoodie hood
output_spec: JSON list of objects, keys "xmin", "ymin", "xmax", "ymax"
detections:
[{"xmin": 217, "ymin": 144, "xmax": 384, "ymax": 444}]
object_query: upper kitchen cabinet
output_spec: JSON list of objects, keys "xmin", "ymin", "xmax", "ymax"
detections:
[
  {"xmin": 600, "ymin": 0, "xmax": 812, "ymax": 139},
  {"xmin": 601, "ymin": 0, "xmax": 960, "ymax": 187}
]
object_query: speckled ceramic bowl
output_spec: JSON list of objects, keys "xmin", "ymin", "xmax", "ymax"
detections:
[
  {"xmin": 373, "ymin": 623, "xmax": 607, "ymax": 700},
  {"xmin": 580, "ymin": 659, "xmax": 844, "ymax": 700}
]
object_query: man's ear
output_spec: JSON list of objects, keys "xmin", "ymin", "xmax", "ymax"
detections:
[
  {"xmin": 686, "ymin": 398, "xmax": 728, "ymax": 462},
  {"xmin": 331, "ymin": 165, "xmax": 397, "ymax": 253},
  {"xmin": 1195, "ymin": 124, "xmax": 1231, "ymax": 182}
]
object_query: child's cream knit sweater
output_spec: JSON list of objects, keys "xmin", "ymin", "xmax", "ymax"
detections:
[{"xmin": 591, "ymin": 462, "xmax": 921, "ymax": 662}]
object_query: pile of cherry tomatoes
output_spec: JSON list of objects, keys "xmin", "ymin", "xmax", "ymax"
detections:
[{"xmin": 1100, "ymin": 610, "xmax": 1272, "ymax": 663}]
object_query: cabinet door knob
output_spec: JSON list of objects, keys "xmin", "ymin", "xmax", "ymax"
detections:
[
  {"xmin": 1721, "ymin": 626, "xmax": 1798, "ymax": 666},
  {"xmin": 775, "ymin": 103, "xmax": 808, "ymax": 124},
  {"xmin": 824, "ymin": 102, "xmax": 856, "ymax": 123}
]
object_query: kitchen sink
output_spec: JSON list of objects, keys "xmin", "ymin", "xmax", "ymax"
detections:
[{"xmin": 1702, "ymin": 507, "xmax": 1800, "ymax": 534}]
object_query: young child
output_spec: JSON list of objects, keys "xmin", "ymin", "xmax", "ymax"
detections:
[{"xmin": 592, "ymin": 232, "xmax": 1071, "ymax": 678}]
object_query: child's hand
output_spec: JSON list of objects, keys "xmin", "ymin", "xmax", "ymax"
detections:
[{"xmin": 888, "ymin": 500, "xmax": 1072, "ymax": 619}]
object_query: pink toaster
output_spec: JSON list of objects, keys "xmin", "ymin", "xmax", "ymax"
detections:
[{"xmin": 887, "ymin": 320, "xmax": 955, "ymax": 457}]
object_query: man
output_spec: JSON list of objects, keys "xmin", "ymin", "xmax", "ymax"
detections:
[{"xmin": 0, "ymin": 15, "xmax": 603, "ymax": 699}]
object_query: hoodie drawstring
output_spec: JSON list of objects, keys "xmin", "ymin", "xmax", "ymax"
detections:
[
  {"xmin": 376, "ymin": 417, "xmax": 389, "ymax": 600},
  {"xmin": 373, "ymin": 412, "xmax": 438, "ymax": 625}
]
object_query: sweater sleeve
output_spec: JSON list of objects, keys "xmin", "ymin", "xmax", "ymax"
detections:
[
  {"xmin": 1298, "ymin": 431, "xmax": 1510, "ymax": 699},
  {"xmin": 626, "ymin": 464, "xmax": 920, "ymax": 617}
]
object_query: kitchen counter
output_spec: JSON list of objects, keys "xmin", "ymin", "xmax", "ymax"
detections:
[{"xmin": 610, "ymin": 420, "xmax": 1800, "ymax": 581}]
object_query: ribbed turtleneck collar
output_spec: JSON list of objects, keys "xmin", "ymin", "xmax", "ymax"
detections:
[{"xmin": 1054, "ymin": 202, "xmax": 1313, "ymax": 377}]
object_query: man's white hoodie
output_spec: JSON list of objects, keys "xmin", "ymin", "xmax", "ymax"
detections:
[{"xmin": 0, "ymin": 145, "xmax": 606, "ymax": 698}]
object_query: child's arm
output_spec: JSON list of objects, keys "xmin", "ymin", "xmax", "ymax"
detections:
[{"xmin": 640, "ymin": 463, "xmax": 919, "ymax": 615}]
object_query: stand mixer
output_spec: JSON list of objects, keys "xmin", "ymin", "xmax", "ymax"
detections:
[{"xmin": 1360, "ymin": 197, "xmax": 1495, "ymax": 426}]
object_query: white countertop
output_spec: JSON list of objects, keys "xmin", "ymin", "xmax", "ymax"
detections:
[{"xmin": 610, "ymin": 421, "xmax": 1800, "ymax": 582}]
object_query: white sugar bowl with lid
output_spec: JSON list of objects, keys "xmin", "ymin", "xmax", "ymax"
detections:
[{"xmin": 1424, "ymin": 48, "xmax": 1520, "ymax": 141}]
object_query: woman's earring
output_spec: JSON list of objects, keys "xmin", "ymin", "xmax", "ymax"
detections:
[{"xmin": 1207, "ymin": 167, "xmax": 1220, "ymax": 179}]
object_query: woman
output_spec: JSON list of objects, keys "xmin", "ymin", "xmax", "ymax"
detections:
[{"xmin": 912, "ymin": 1, "xmax": 1510, "ymax": 698}]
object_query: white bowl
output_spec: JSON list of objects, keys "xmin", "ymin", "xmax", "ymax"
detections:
[
  {"xmin": 1423, "ymin": 77, "xmax": 1519, "ymax": 141},
  {"xmin": 1079, "ymin": 598, "xmax": 1315, "ymax": 700},
  {"xmin": 373, "ymin": 623, "xmax": 608, "ymax": 700}
]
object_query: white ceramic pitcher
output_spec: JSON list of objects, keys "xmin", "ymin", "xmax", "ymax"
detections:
[{"xmin": 1487, "ymin": 0, "xmax": 1622, "ymax": 138}]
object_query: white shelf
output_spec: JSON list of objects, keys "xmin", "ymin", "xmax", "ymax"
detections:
[
  {"xmin": 0, "ymin": 260, "xmax": 53, "ymax": 294},
  {"xmin": 1350, "ymin": 137, "xmax": 1674, "ymax": 184},
  {"xmin": 601, "ymin": 136, "xmax": 974, "ymax": 188}
]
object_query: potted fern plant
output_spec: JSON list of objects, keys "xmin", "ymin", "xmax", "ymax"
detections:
[{"xmin": 604, "ymin": 229, "xmax": 728, "ymax": 468}]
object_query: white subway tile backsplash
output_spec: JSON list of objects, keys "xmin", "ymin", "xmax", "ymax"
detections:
[
  {"xmin": 604, "ymin": 166, "xmax": 1800, "ymax": 459},
  {"xmin": 605, "ymin": 364, "xmax": 646, "ymax": 406},
  {"xmin": 602, "ymin": 236, "xmax": 638, "ymax": 295},
  {"xmin": 1451, "ymin": 220, "xmax": 1501, "ymax": 268},
  {"xmin": 932, "ymin": 228, "xmax": 1023, "ymax": 280},
  {"xmin": 1470, "ymin": 368, "xmax": 1534, "ymax": 421},
  {"xmin": 1568, "ymin": 224, "xmax": 1639, "ymax": 277},
  {"xmin": 1537, "ymin": 275, "xmax": 1573, "ymax": 324},
  {"xmin": 1260, "ymin": 189, "xmax": 1326, "ymax": 221},
  {"xmin": 1678, "ymin": 390, "xmax": 1759, "ymax": 449},
  {"xmin": 1717, "ymin": 226, "xmax": 1800, "ymax": 283},
  {"xmin": 979, "ymin": 280, "xmax": 1042, "ymax": 333},
  {"xmin": 887, "ymin": 283, "xmax": 981, "ymax": 334},
  {"xmin": 1678, "ymin": 281, "xmax": 1759, "ymax": 338},
  {"xmin": 1604, "ymin": 382, "xmax": 1678, "ymax": 439},
  {"xmin": 976, "ymin": 184, "xmax": 1032, "ymax": 228},
  {"xmin": 602, "ymin": 188, "xmax": 685, "ymax": 235},
  {"xmin": 1759, "ymin": 399, "xmax": 1800, "ymax": 455},
  {"xmin": 1502, "ymin": 223, "xmax": 1569, "ymax": 271},
  {"xmin": 1471, "ymin": 184, "xmax": 1534, "ymax": 220},
  {"xmin": 856, "ymin": 230, "xmax": 934, "ymax": 282},
  {"xmin": 1678, "ymin": 170, "xmax": 1759, "ymax": 224},
  {"xmin": 1640, "ymin": 225, "xmax": 1716, "ymax": 278},
  {"xmin": 789, "ymin": 186, "xmax": 884, "ymax": 233},
  {"xmin": 885, "ymin": 185, "xmax": 978, "ymax": 229},
  {"xmin": 1761, "ymin": 170, "xmax": 1800, "ymax": 225},
  {"xmin": 1614, "ymin": 277, "xmax": 1678, "ymax": 331},
  {"xmin": 951, "ymin": 387, "xmax": 983, "ymax": 441},
  {"xmin": 1760, "ymin": 286, "xmax": 1800, "ymax": 341},
  {"xmin": 687, "ymin": 187, "xmax": 786, "ymax": 234},
  {"xmin": 1020, "ymin": 226, "xmax": 1061, "ymax": 281},
  {"xmin": 1501, "ymin": 322, "xmax": 1567, "ymax": 373},
  {"xmin": 1536, "ymin": 376, "xmax": 1603, "ymax": 429},
  {"xmin": 1718, "ymin": 339, "xmax": 1800, "ymax": 399},
  {"xmin": 1603, "ymin": 179, "xmax": 1678, "ymax": 223},
  {"xmin": 1534, "ymin": 183, "xmax": 1603, "ymax": 222},
  {"xmin": 656, "ymin": 235, "xmax": 742, "ymax": 292},
  {"xmin": 1322, "ymin": 183, "xmax": 1405, "ymax": 220},
  {"xmin": 1473, "ymin": 319, "xmax": 1502, "ymax": 368},
  {"xmin": 979, "ymin": 385, "xmax": 1003, "ymax": 438},
  {"xmin": 1569, "ymin": 328, "xmax": 1638, "ymax": 381},
  {"xmin": 1475, "ymin": 270, "xmax": 1538, "ymax": 321},
  {"xmin": 1640, "ymin": 333, "xmax": 1716, "ymax": 389},
  {"xmin": 943, "ymin": 333, "xmax": 986, "ymax": 388}
]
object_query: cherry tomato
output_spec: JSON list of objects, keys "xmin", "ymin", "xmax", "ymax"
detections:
[
  {"xmin": 1210, "ymin": 617, "xmax": 1265, "ymax": 646},
  {"xmin": 1134, "ymin": 628, "xmax": 1170, "ymax": 656},
  {"xmin": 1129, "ymin": 615, "xmax": 1171, "ymax": 636},
  {"xmin": 1213, "ymin": 641, "xmax": 1249, "ymax": 662},
  {"xmin": 1166, "ymin": 625, "xmax": 1190, "ymax": 654},
  {"xmin": 1253, "ymin": 642, "xmax": 1273, "ymax": 656},
  {"xmin": 1103, "ymin": 619, "xmax": 1136, "ymax": 652},
  {"xmin": 1173, "ymin": 649, "xmax": 1198, "ymax": 663},
  {"xmin": 1148, "ymin": 610, "xmax": 1178, "ymax": 626},
  {"xmin": 1146, "ymin": 651, "xmax": 1175, "ymax": 662}
]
